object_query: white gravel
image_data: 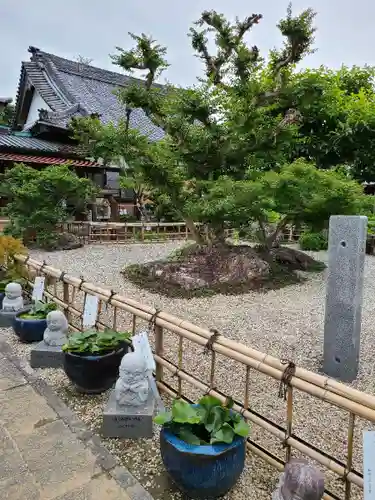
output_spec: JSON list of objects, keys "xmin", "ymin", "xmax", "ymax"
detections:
[{"xmin": 6, "ymin": 242, "xmax": 374, "ymax": 499}]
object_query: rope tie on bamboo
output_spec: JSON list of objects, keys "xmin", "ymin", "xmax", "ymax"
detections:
[
  {"xmin": 148, "ymin": 308, "xmax": 161, "ymax": 332},
  {"xmin": 78, "ymin": 278, "xmax": 85, "ymax": 291},
  {"xmin": 24, "ymin": 256, "xmax": 30, "ymax": 265},
  {"xmin": 59, "ymin": 271, "xmax": 66, "ymax": 282},
  {"xmin": 204, "ymin": 328, "xmax": 220, "ymax": 355},
  {"xmin": 278, "ymin": 360, "xmax": 296, "ymax": 401},
  {"xmin": 39, "ymin": 260, "xmax": 47, "ymax": 274}
]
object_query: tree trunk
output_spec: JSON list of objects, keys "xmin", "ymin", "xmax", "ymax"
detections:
[{"xmin": 185, "ymin": 218, "xmax": 205, "ymax": 245}]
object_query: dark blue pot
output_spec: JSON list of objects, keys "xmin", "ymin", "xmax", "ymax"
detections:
[
  {"xmin": 160, "ymin": 427, "xmax": 246, "ymax": 498},
  {"xmin": 13, "ymin": 310, "xmax": 47, "ymax": 343},
  {"xmin": 63, "ymin": 341, "xmax": 132, "ymax": 394}
]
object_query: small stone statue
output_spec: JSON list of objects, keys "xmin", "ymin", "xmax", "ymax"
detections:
[
  {"xmin": 43, "ymin": 310, "xmax": 69, "ymax": 347},
  {"xmin": 115, "ymin": 351, "xmax": 150, "ymax": 406},
  {"xmin": 272, "ymin": 459, "xmax": 324, "ymax": 500},
  {"xmin": 2, "ymin": 282, "xmax": 24, "ymax": 312}
]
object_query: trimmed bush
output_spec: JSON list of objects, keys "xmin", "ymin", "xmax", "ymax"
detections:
[{"xmin": 299, "ymin": 232, "xmax": 328, "ymax": 252}]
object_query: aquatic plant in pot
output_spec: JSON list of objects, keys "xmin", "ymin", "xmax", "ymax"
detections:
[
  {"xmin": 62, "ymin": 329, "xmax": 132, "ymax": 394},
  {"xmin": 13, "ymin": 301, "xmax": 57, "ymax": 343},
  {"xmin": 155, "ymin": 395, "xmax": 249, "ymax": 498}
]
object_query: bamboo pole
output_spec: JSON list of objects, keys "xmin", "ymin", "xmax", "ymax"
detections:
[
  {"xmin": 15, "ymin": 255, "xmax": 375, "ymax": 422},
  {"xmin": 154, "ymin": 355, "xmax": 363, "ymax": 489},
  {"xmin": 31, "ymin": 245, "xmax": 372, "ymax": 413}
]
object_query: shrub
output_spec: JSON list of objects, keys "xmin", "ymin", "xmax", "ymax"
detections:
[{"xmin": 299, "ymin": 232, "xmax": 328, "ymax": 251}]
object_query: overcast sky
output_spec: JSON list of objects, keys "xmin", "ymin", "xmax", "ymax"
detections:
[{"xmin": 1, "ymin": 0, "xmax": 374, "ymax": 99}]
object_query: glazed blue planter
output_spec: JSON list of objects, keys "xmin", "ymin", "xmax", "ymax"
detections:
[
  {"xmin": 160, "ymin": 427, "xmax": 246, "ymax": 498},
  {"xmin": 13, "ymin": 309, "xmax": 47, "ymax": 343},
  {"xmin": 63, "ymin": 341, "xmax": 132, "ymax": 394}
]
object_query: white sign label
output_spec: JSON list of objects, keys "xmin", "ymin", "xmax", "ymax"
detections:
[
  {"xmin": 82, "ymin": 294, "xmax": 99, "ymax": 328},
  {"xmin": 132, "ymin": 330, "xmax": 156, "ymax": 371},
  {"xmin": 364, "ymin": 431, "xmax": 375, "ymax": 499},
  {"xmin": 32, "ymin": 277, "xmax": 45, "ymax": 301}
]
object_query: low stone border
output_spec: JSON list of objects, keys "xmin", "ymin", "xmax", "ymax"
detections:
[{"xmin": 0, "ymin": 337, "xmax": 154, "ymax": 500}]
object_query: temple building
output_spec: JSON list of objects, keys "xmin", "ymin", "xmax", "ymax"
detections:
[{"xmin": 0, "ymin": 46, "xmax": 164, "ymax": 221}]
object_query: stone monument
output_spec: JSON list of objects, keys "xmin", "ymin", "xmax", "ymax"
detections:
[
  {"xmin": 30, "ymin": 310, "xmax": 69, "ymax": 369},
  {"xmin": 272, "ymin": 459, "xmax": 324, "ymax": 500},
  {"xmin": 0, "ymin": 282, "xmax": 25, "ymax": 327},
  {"xmin": 323, "ymin": 215, "xmax": 367, "ymax": 382},
  {"xmin": 102, "ymin": 350, "xmax": 155, "ymax": 438}
]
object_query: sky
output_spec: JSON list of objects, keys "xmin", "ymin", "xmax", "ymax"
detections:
[{"xmin": 1, "ymin": 0, "xmax": 375, "ymax": 99}]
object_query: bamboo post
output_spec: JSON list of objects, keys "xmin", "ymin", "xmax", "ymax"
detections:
[
  {"xmin": 178, "ymin": 336, "xmax": 183, "ymax": 396},
  {"xmin": 345, "ymin": 413, "xmax": 355, "ymax": 500},
  {"xmin": 63, "ymin": 282, "xmax": 70, "ymax": 322},
  {"xmin": 154, "ymin": 324, "xmax": 164, "ymax": 382},
  {"xmin": 285, "ymin": 385, "xmax": 293, "ymax": 463}
]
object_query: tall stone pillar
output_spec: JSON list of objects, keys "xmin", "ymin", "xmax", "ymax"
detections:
[{"xmin": 323, "ymin": 215, "xmax": 367, "ymax": 382}]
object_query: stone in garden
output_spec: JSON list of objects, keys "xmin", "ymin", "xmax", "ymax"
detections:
[
  {"xmin": 2, "ymin": 282, "xmax": 24, "ymax": 311},
  {"xmin": 323, "ymin": 215, "xmax": 367, "ymax": 382},
  {"xmin": 102, "ymin": 351, "xmax": 154, "ymax": 438},
  {"xmin": 272, "ymin": 458, "xmax": 324, "ymax": 500},
  {"xmin": 30, "ymin": 310, "xmax": 69, "ymax": 369}
]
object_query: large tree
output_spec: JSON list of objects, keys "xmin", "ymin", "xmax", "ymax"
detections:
[{"xmin": 73, "ymin": 5, "xmax": 366, "ymax": 249}]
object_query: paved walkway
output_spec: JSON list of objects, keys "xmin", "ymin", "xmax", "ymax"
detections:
[{"xmin": 0, "ymin": 348, "xmax": 149, "ymax": 500}]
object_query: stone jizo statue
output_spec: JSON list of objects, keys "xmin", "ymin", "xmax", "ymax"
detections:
[
  {"xmin": 44, "ymin": 310, "xmax": 69, "ymax": 347},
  {"xmin": 115, "ymin": 351, "xmax": 149, "ymax": 407},
  {"xmin": 272, "ymin": 459, "xmax": 324, "ymax": 500},
  {"xmin": 2, "ymin": 282, "xmax": 24, "ymax": 312}
]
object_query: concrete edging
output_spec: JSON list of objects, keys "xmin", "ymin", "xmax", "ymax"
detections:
[{"xmin": 0, "ymin": 337, "xmax": 154, "ymax": 500}]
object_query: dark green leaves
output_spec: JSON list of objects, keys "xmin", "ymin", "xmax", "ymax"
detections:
[
  {"xmin": 62, "ymin": 329, "xmax": 131, "ymax": 354},
  {"xmin": 154, "ymin": 396, "xmax": 250, "ymax": 446},
  {"xmin": 28, "ymin": 301, "xmax": 57, "ymax": 319}
]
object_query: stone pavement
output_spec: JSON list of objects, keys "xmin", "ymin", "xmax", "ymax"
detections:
[{"xmin": 0, "ymin": 343, "xmax": 153, "ymax": 500}]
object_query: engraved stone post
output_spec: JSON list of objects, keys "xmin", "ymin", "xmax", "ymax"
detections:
[{"xmin": 323, "ymin": 215, "xmax": 367, "ymax": 382}]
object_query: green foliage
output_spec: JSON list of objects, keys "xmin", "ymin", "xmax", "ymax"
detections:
[
  {"xmin": 0, "ymin": 104, "xmax": 15, "ymax": 127},
  {"xmin": 154, "ymin": 395, "xmax": 249, "ymax": 445},
  {"xmin": 62, "ymin": 329, "xmax": 131, "ymax": 355},
  {"xmin": 20, "ymin": 301, "xmax": 57, "ymax": 320},
  {"xmin": 299, "ymin": 232, "xmax": 328, "ymax": 251},
  {"xmin": 72, "ymin": 5, "xmax": 366, "ymax": 247},
  {"xmin": 0, "ymin": 164, "xmax": 97, "ymax": 249}
]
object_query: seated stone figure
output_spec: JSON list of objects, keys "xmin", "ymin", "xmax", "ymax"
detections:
[
  {"xmin": 272, "ymin": 458, "xmax": 324, "ymax": 500},
  {"xmin": 43, "ymin": 310, "xmax": 69, "ymax": 347},
  {"xmin": 115, "ymin": 351, "xmax": 150, "ymax": 407},
  {"xmin": 2, "ymin": 282, "xmax": 24, "ymax": 312}
]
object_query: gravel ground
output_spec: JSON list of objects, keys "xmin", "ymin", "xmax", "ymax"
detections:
[{"xmin": 6, "ymin": 242, "xmax": 374, "ymax": 499}]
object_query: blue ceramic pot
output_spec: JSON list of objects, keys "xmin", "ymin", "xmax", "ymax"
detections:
[
  {"xmin": 13, "ymin": 309, "xmax": 47, "ymax": 343},
  {"xmin": 63, "ymin": 342, "xmax": 132, "ymax": 394},
  {"xmin": 160, "ymin": 427, "xmax": 246, "ymax": 498}
]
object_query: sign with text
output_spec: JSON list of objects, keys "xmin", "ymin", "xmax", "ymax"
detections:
[
  {"xmin": 82, "ymin": 294, "xmax": 99, "ymax": 328},
  {"xmin": 364, "ymin": 431, "xmax": 375, "ymax": 499},
  {"xmin": 32, "ymin": 277, "xmax": 45, "ymax": 302}
]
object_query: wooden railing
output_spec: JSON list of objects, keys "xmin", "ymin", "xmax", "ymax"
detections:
[
  {"xmin": 61, "ymin": 221, "xmax": 234, "ymax": 244},
  {"xmin": 13, "ymin": 253, "xmax": 372, "ymax": 500}
]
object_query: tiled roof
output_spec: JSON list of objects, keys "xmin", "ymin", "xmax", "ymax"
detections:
[
  {"xmin": 0, "ymin": 130, "xmax": 87, "ymax": 156},
  {"xmin": 0, "ymin": 152, "xmax": 101, "ymax": 168},
  {"xmin": 14, "ymin": 46, "xmax": 165, "ymax": 141}
]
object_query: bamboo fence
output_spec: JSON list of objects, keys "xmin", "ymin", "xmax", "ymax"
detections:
[
  {"xmin": 12, "ymin": 253, "xmax": 374, "ymax": 500},
  {"xmin": 62, "ymin": 221, "xmax": 225, "ymax": 244}
]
